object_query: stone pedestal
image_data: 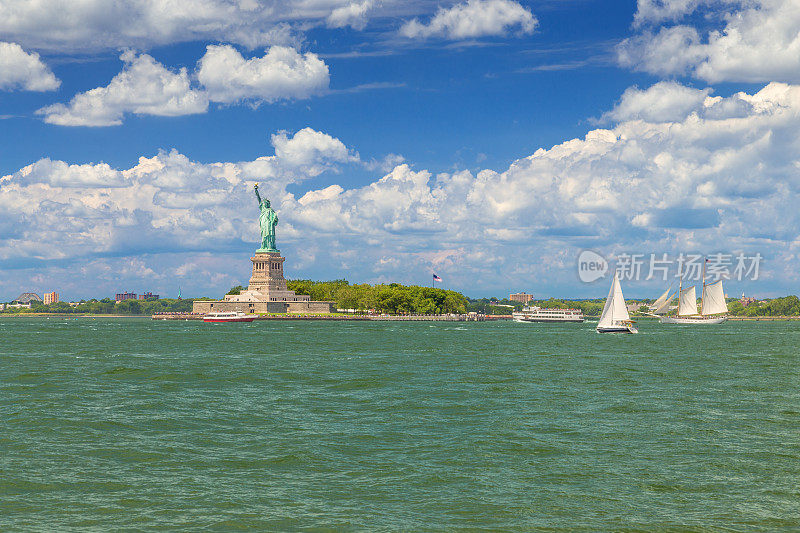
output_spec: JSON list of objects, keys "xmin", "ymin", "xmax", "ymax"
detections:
[
  {"xmin": 248, "ymin": 252, "xmax": 288, "ymax": 293},
  {"xmin": 245, "ymin": 252, "xmax": 309, "ymax": 302},
  {"xmin": 192, "ymin": 250, "xmax": 333, "ymax": 315}
]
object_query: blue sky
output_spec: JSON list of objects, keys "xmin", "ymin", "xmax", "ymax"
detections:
[{"xmin": 1, "ymin": 0, "xmax": 799, "ymax": 300}]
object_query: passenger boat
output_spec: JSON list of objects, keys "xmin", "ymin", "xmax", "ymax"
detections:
[
  {"xmin": 512, "ymin": 306, "xmax": 584, "ymax": 322},
  {"xmin": 596, "ymin": 273, "xmax": 638, "ymax": 334},
  {"xmin": 202, "ymin": 311, "xmax": 256, "ymax": 323}
]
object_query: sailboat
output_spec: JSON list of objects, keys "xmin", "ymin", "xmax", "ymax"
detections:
[
  {"xmin": 597, "ymin": 273, "xmax": 638, "ymax": 334},
  {"xmin": 646, "ymin": 285, "xmax": 675, "ymax": 316},
  {"xmin": 658, "ymin": 259, "xmax": 728, "ymax": 324}
]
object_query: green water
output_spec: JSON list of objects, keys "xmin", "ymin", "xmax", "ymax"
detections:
[{"xmin": 1, "ymin": 318, "xmax": 799, "ymax": 531}]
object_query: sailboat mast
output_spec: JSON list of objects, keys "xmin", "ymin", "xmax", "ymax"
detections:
[
  {"xmin": 701, "ymin": 257, "xmax": 707, "ymax": 315},
  {"xmin": 677, "ymin": 261, "xmax": 683, "ymax": 317}
]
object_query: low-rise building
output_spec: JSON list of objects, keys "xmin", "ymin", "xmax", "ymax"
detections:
[
  {"xmin": 740, "ymin": 296, "xmax": 757, "ymax": 307},
  {"xmin": 509, "ymin": 292, "xmax": 534, "ymax": 304},
  {"xmin": 43, "ymin": 291, "xmax": 59, "ymax": 305},
  {"xmin": 115, "ymin": 292, "xmax": 137, "ymax": 302},
  {"xmin": 626, "ymin": 301, "xmax": 648, "ymax": 313},
  {"xmin": 138, "ymin": 292, "xmax": 159, "ymax": 300}
]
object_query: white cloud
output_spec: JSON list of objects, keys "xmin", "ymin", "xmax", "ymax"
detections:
[
  {"xmin": 0, "ymin": 127, "xmax": 360, "ymax": 264},
  {"xmin": 37, "ymin": 51, "xmax": 208, "ymax": 126},
  {"xmin": 400, "ymin": 0, "xmax": 536, "ymax": 40},
  {"xmin": 0, "ymin": 1, "xmax": 446, "ymax": 53},
  {"xmin": 7, "ymin": 83, "xmax": 800, "ymax": 295},
  {"xmin": 621, "ymin": 0, "xmax": 800, "ymax": 83},
  {"xmin": 271, "ymin": 127, "xmax": 359, "ymax": 172},
  {"xmin": 600, "ymin": 81, "xmax": 712, "ymax": 123},
  {"xmin": 633, "ymin": 0, "xmax": 703, "ymax": 25},
  {"xmin": 0, "ymin": 41, "xmax": 59, "ymax": 91},
  {"xmin": 0, "ymin": 0, "xmax": 299, "ymax": 52},
  {"xmin": 327, "ymin": 0, "xmax": 375, "ymax": 30},
  {"xmin": 196, "ymin": 45, "xmax": 329, "ymax": 104},
  {"xmin": 37, "ymin": 45, "xmax": 331, "ymax": 126},
  {"xmin": 14, "ymin": 159, "xmax": 124, "ymax": 188}
]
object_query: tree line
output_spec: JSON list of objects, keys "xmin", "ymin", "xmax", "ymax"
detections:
[
  {"xmin": 1, "ymin": 298, "xmax": 195, "ymax": 315},
  {"xmin": 5, "ymin": 290, "xmax": 797, "ymax": 318},
  {"xmin": 286, "ymin": 279, "xmax": 469, "ymax": 314},
  {"xmin": 727, "ymin": 296, "xmax": 800, "ymax": 317}
]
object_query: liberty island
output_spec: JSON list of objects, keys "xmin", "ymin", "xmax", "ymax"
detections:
[{"xmin": 192, "ymin": 185, "xmax": 334, "ymax": 315}]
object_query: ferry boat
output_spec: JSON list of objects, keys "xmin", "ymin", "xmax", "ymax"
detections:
[
  {"xmin": 512, "ymin": 306, "xmax": 584, "ymax": 323},
  {"xmin": 202, "ymin": 311, "xmax": 256, "ymax": 323}
]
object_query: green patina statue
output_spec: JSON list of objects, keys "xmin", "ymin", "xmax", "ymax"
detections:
[{"xmin": 254, "ymin": 183, "xmax": 279, "ymax": 252}]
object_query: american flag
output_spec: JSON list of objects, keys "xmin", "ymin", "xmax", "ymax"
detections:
[{"xmin": 433, "ymin": 274, "xmax": 443, "ymax": 282}]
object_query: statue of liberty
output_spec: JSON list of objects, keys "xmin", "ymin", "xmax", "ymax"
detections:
[{"xmin": 254, "ymin": 183, "xmax": 278, "ymax": 252}]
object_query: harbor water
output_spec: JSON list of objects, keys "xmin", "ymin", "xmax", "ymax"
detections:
[{"xmin": 2, "ymin": 318, "xmax": 799, "ymax": 530}]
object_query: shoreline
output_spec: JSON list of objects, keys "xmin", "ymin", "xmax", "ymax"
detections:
[
  {"xmin": 0, "ymin": 313, "xmax": 152, "ymax": 318},
  {"xmin": 3, "ymin": 313, "xmax": 800, "ymax": 321}
]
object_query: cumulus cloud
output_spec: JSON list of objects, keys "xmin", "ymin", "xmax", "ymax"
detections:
[
  {"xmin": 327, "ymin": 0, "xmax": 375, "ymax": 30},
  {"xmin": 13, "ymin": 159, "xmax": 124, "ymax": 188},
  {"xmin": 271, "ymin": 127, "xmax": 359, "ymax": 172},
  {"xmin": 621, "ymin": 0, "xmax": 800, "ymax": 83},
  {"xmin": 600, "ymin": 81, "xmax": 712, "ymax": 123},
  {"xmin": 196, "ymin": 45, "xmax": 329, "ymax": 104},
  {"xmin": 37, "ymin": 50, "xmax": 208, "ymax": 126},
  {"xmin": 38, "ymin": 45, "xmax": 331, "ymax": 126},
  {"xmin": 633, "ymin": 0, "xmax": 707, "ymax": 25},
  {"xmin": 0, "ymin": 41, "xmax": 59, "ymax": 91},
  {"xmin": 0, "ymin": 127, "xmax": 361, "ymax": 264},
  {"xmin": 0, "ymin": 0, "xmax": 304, "ymax": 52},
  {"xmin": 400, "ymin": 0, "xmax": 537, "ymax": 40},
  {"xmin": 6, "ymin": 83, "xmax": 800, "ymax": 296}
]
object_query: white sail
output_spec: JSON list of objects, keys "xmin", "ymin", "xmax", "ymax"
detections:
[
  {"xmin": 701, "ymin": 280, "xmax": 728, "ymax": 315},
  {"xmin": 678, "ymin": 285, "xmax": 698, "ymax": 316},
  {"xmin": 654, "ymin": 292, "xmax": 674, "ymax": 314},
  {"xmin": 598, "ymin": 274, "xmax": 631, "ymax": 328},
  {"xmin": 651, "ymin": 287, "xmax": 672, "ymax": 314}
]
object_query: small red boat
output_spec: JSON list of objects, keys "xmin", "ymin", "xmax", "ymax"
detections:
[{"xmin": 202, "ymin": 312, "xmax": 256, "ymax": 323}]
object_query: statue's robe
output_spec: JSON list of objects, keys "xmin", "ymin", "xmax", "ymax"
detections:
[{"xmin": 259, "ymin": 203, "xmax": 278, "ymax": 250}]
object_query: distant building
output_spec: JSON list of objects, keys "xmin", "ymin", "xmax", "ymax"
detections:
[
  {"xmin": 14, "ymin": 292, "xmax": 42, "ymax": 304},
  {"xmin": 627, "ymin": 302, "xmax": 646, "ymax": 313},
  {"xmin": 740, "ymin": 296, "xmax": 757, "ymax": 307},
  {"xmin": 509, "ymin": 292, "xmax": 534, "ymax": 304},
  {"xmin": 138, "ymin": 292, "xmax": 159, "ymax": 301},
  {"xmin": 115, "ymin": 292, "xmax": 137, "ymax": 302},
  {"xmin": 43, "ymin": 291, "xmax": 59, "ymax": 305}
]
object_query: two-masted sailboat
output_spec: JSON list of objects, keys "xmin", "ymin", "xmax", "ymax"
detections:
[
  {"xmin": 655, "ymin": 259, "xmax": 728, "ymax": 324},
  {"xmin": 597, "ymin": 273, "xmax": 638, "ymax": 333}
]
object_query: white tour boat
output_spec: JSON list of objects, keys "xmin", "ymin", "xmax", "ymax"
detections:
[
  {"xmin": 597, "ymin": 274, "xmax": 638, "ymax": 334},
  {"xmin": 202, "ymin": 311, "xmax": 257, "ymax": 323},
  {"xmin": 512, "ymin": 306, "xmax": 584, "ymax": 323}
]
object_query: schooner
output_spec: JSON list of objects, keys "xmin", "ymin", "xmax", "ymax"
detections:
[{"xmin": 654, "ymin": 259, "xmax": 728, "ymax": 324}]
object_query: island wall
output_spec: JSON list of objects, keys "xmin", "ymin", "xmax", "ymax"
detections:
[{"xmin": 193, "ymin": 300, "xmax": 333, "ymax": 314}]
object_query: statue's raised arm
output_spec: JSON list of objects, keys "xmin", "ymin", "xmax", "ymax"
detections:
[{"xmin": 254, "ymin": 183, "xmax": 263, "ymax": 205}]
